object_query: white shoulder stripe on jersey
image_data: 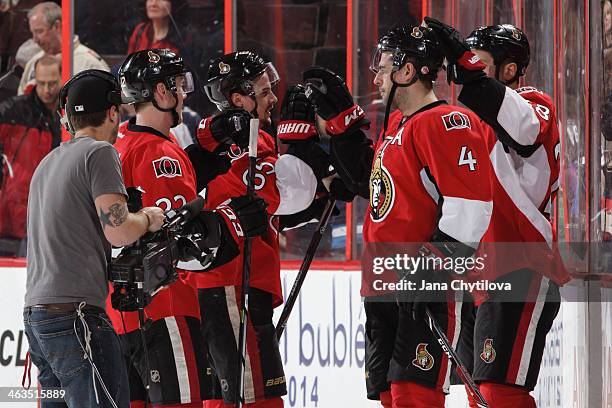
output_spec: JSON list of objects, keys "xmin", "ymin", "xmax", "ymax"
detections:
[
  {"xmin": 274, "ymin": 154, "xmax": 317, "ymax": 215},
  {"xmin": 490, "ymin": 141, "xmax": 553, "ymax": 246},
  {"xmin": 419, "ymin": 168, "xmax": 439, "ymax": 204},
  {"xmin": 438, "ymin": 196, "xmax": 493, "ymax": 248},
  {"xmin": 497, "ymin": 87, "xmax": 541, "ymax": 146}
]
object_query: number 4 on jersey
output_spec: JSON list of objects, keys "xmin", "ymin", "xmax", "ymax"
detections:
[{"xmin": 458, "ymin": 146, "xmax": 477, "ymax": 171}]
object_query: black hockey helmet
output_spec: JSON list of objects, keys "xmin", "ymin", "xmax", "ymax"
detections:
[
  {"xmin": 118, "ymin": 48, "xmax": 194, "ymax": 104},
  {"xmin": 204, "ymin": 50, "xmax": 280, "ymax": 111},
  {"xmin": 466, "ymin": 24, "xmax": 530, "ymax": 77},
  {"xmin": 370, "ymin": 25, "xmax": 443, "ymax": 83}
]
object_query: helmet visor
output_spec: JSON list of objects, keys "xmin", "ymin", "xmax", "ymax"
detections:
[
  {"xmin": 263, "ymin": 62, "xmax": 280, "ymax": 87},
  {"xmin": 370, "ymin": 45, "xmax": 401, "ymax": 75},
  {"xmin": 175, "ymin": 71, "xmax": 195, "ymax": 95}
]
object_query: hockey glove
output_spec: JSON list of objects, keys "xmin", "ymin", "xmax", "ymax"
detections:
[
  {"xmin": 278, "ymin": 84, "xmax": 318, "ymax": 142},
  {"xmin": 424, "ymin": 17, "xmax": 487, "ymax": 85},
  {"xmin": 302, "ymin": 66, "xmax": 367, "ymax": 135},
  {"xmin": 224, "ymin": 194, "xmax": 269, "ymax": 238},
  {"xmin": 197, "ymin": 108, "xmax": 252, "ymax": 152},
  {"xmin": 184, "ymin": 144, "xmax": 231, "ymax": 191},
  {"xmin": 285, "ymin": 141, "xmax": 333, "ymax": 182},
  {"xmin": 328, "ymin": 176, "xmax": 356, "ymax": 202}
]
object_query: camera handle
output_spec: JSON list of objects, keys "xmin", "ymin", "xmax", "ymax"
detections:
[{"xmin": 136, "ymin": 281, "xmax": 153, "ymax": 394}]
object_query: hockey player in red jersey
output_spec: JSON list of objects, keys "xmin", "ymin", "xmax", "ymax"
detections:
[
  {"xmin": 107, "ymin": 49, "xmax": 269, "ymax": 408},
  {"xmin": 302, "ymin": 25, "xmax": 499, "ymax": 408},
  {"xmin": 425, "ymin": 18, "xmax": 569, "ymax": 407},
  {"xmin": 191, "ymin": 51, "xmax": 325, "ymax": 407}
]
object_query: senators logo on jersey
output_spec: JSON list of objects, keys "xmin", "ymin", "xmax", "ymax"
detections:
[
  {"xmin": 370, "ymin": 151, "xmax": 394, "ymax": 223},
  {"xmin": 152, "ymin": 156, "xmax": 183, "ymax": 178},
  {"xmin": 442, "ymin": 111, "xmax": 471, "ymax": 131}
]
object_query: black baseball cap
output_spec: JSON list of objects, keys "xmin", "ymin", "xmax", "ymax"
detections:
[{"xmin": 64, "ymin": 70, "xmax": 123, "ymax": 116}]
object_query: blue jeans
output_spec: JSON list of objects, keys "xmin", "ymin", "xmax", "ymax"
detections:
[{"xmin": 23, "ymin": 306, "xmax": 130, "ymax": 408}]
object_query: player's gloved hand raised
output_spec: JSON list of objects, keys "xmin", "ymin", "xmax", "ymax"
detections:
[
  {"xmin": 302, "ymin": 66, "xmax": 367, "ymax": 136},
  {"xmin": 327, "ymin": 176, "xmax": 356, "ymax": 202},
  {"xmin": 184, "ymin": 144, "xmax": 231, "ymax": 192},
  {"xmin": 278, "ymin": 84, "xmax": 318, "ymax": 143},
  {"xmin": 197, "ymin": 108, "xmax": 252, "ymax": 153},
  {"xmin": 424, "ymin": 17, "xmax": 487, "ymax": 85},
  {"xmin": 227, "ymin": 195, "xmax": 269, "ymax": 238}
]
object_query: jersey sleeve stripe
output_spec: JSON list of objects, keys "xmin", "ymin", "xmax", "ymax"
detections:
[
  {"xmin": 419, "ymin": 168, "xmax": 440, "ymax": 204},
  {"xmin": 438, "ymin": 196, "xmax": 493, "ymax": 247},
  {"xmin": 497, "ymin": 87, "xmax": 541, "ymax": 146},
  {"xmin": 490, "ymin": 141, "xmax": 553, "ymax": 246}
]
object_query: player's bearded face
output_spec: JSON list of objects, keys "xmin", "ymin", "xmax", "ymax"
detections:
[
  {"xmin": 373, "ymin": 52, "xmax": 395, "ymax": 106},
  {"xmin": 252, "ymin": 72, "xmax": 278, "ymax": 126},
  {"xmin": 471, "ymin": 49, "xmax": 496, "ymax": 78}
]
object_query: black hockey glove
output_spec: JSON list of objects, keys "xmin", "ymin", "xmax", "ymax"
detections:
[
  {"xmin": 328, "ymin": 176, "xmax": 356, "ymax": 202},
  {"xmin": 198, "ymin": 108, "xmax": 253, "ymax": 151},
  {"xmin": 278, "ymin": 84, "xmax": 318, "ymax": 143},
  {"xmin": 424, "ymin": 17, "xmax": 487, "ymax": 85},
  {"xmin": 178, "ymin": 210, "xmax": 224, "ymax": 264},
  {"xmin": 302, "ymin": 66, "xmax": 368, "ymax": 135},
  {"xmin": 184, "ymin": 144, "xmax": 231, "ymax": 191},
  {"xmin": 285, "ymin": 141, "xmax": 333, "ymax": 182},
  {"xmin": 226, "ymin": 194, "xmax": 269, "ymax": 238}
]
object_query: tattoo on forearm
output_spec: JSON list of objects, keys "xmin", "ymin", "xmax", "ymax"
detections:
[{"xmin": 99, "ymin": 203, "xmax": 128, "ymax": 228}]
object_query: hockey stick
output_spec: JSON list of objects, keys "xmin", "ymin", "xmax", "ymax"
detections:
[
  {"xmin": 424, "ymin": 308, "xmax": 489, "ymax": 408},
  {"xmin": 275, "ymin": 198, "xmax": 337, "ymax": 340},
  {"xmin": 235, "ymin": 119, "xmax": 259, "ymax": 408}
]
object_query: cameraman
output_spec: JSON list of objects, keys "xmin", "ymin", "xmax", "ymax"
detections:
[{"xmin": 24, "ymin": 69, "xmax": 165, "ymax": 408}]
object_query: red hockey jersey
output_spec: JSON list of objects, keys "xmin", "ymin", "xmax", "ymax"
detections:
[
  {"xmin": 361, "ymin": 102, "xmax": 495, "ymax": 296},
  {"xmin": 476, "ymin": 85, "xmax": 569, "ymax": 286},
  {"xmin": 106, "ymin": 120, "xmax": 200, "ymax": 334},
  {"xmin": 189, "ymin": 119, "xmax": 317, "ymax": 307}
]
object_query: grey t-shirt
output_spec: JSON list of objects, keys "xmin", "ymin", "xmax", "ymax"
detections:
[{"xmin": 25, "ymin": 136, "xmax": 127, "ymax": 309}]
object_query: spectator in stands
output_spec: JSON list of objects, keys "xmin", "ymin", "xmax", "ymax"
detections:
[
  {"xmin": 0, "ymin": 39, "xmax": 41, "ymax": 101},
  {"xmin": 0, "ymin": 55, "xmax": 61, "ymax": 257},
  {"xmin": 127, "ymin": 0, "xmax": 189, "ymax": 55},
  {"xmin": 128, "ymin": 0, "xmax": 226, "ymax": 117},
  {"xmin": 18, "ymin": 1, "xmax": 109, "ymax": 95}
]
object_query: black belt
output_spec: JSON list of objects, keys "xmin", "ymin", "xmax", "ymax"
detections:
[{"xmin": 24, "ymin": 303, "xmax": 103, "ymax": 314}]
